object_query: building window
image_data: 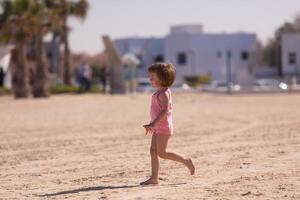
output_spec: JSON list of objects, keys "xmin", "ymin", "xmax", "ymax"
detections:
[
  {"xmin": 241, "ymin": 51, "xmax": 249, "ymax": 61},
  {"xmin": 177, "ymin": 52, "xmax": 187, "ymax": 65},
  {"xmin": 288, "ymin": 52, "xmax": 296, "ymax": 64}
]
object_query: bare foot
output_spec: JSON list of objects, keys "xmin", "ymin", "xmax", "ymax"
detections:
[
  {"xmin": 186, "ymin": 158, "xmax": 195, "ymax": 175},
  {"xmin": 140, "ymin": 177, "xmax": 159, "ymax": 185}
]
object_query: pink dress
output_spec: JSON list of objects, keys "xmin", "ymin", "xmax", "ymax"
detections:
[{"xmin": 150, "ymin": 88, "xmax": 173, "ymax": 135}]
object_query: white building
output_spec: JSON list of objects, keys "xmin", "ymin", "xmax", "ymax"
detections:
[
  {"xmin": 281, "ymin": 33, "xmax": 300, "ymax": 77},
  {"xmin": 114, "ymin": 24, "xmax": 257, "ymax": 87},
  {"xmin": 165, "ymin": 25, "xmax": 257, "ymax": 86},
  {"xmin": 0, "ymin": 45, "xmax": 13, "ymax": 89}
]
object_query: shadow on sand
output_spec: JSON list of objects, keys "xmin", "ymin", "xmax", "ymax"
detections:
[{"xmin": 37, "ymin": 185, "xmax": 139, "ymax": 197}]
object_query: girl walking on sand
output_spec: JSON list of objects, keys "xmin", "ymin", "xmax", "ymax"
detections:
[{"xmin": 141, "ymin": 62, "xmax": 195, "ymax": 185}]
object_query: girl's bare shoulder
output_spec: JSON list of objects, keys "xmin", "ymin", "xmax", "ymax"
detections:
[{"xmin": 157, "ymin": 88, "xmax": 170, "ymax": 102}]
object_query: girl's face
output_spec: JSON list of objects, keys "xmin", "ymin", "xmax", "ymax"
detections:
[{"xmin": 149, "ymin": 72, "xmax": 161, "ymax": 88}]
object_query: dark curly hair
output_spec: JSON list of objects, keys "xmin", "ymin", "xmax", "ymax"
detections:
[{"xmin": 148, "ymin": 62, "xmax": 176, "ymax": 87}]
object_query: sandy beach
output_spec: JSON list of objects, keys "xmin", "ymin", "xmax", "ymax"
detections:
[{"xmin": 0, "ymin": 92, "xmax": 299, "ymax": 199}]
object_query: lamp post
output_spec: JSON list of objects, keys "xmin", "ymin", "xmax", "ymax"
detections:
[
  {"xmin": 226, "ymin": 50, "xmax": 232, "ymax": 94},
  {"xmin": 290, "ymin": 54, "xmax": 298, "ymax": 89},
  {"xmin": 188, "ymin": 49, "xmax": 196, "ymax": 75},
  {"xmin": 295, "ymin": 54, "xmax": 298, "ymax": 85}
]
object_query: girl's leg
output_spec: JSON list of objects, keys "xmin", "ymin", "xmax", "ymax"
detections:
[
  {"xmin": 156, "ymin": 134, "xmax": 195, "ymax": 175},
  {"xmin": 140, "ymin": 134, "xmax": 159, "ymax": 185},
  {"xmin": 150, "ymin": 134, "xmax": 159, "ymax": 181}
]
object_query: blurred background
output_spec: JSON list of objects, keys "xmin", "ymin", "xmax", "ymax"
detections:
[
  {"xmin": 1, "ymin": 1, "xmax": 300, "ymax": 199},
  {"xmin": 1, "ymin": 0, "xmax": 300, "ymax": 98}
]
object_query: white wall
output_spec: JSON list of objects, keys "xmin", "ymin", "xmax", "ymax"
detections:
[
  {"xmin": 165, "ymin": 26, "xmax": 257, "ymax": 86},
  {"xmin": 1, "ymin": 53, "xmax": 12, "ymax": 89},
  {"xmin": 0, "ymin": 46, "xmax": 13, "ymax": 89},
  {"xmin": 282, "ymin": 33, "xmax": 300, "ymax": 76},
  {"xmin": 114, "ymin": 25, "xmax": 257, "ymax": 87}
]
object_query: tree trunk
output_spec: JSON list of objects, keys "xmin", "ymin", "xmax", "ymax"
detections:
[
  {"xmin": 62, "ymin": 20, "xmax": 71, "ymax": 85},
  {"xmin": 13, "ymin": 42, "xmax": 30, "ymax": 98},
  {"xmin": 32, "ymin": 27, "xmax": 50, "ymax": 98}
]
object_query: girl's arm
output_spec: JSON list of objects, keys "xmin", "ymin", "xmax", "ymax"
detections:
[{"xmin": 149, "ymin": 90, "xmax": 169, "ymax": 126}]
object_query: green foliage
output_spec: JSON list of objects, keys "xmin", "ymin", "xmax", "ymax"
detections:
[
  {"xmin": 50, "ymin": 84, "xmax": 101, "ymax": 94},
  {"xmin": 91, "ymin": 64, "xmax": 105, "ymax": 83},
  {"xmin": 184, "ymin": 74, "xmax": 211, "ymax": 87},
  {"xmin": 15, "ymin": 30, "xmax": 26, "ymax": 41},
  {"xmin": 89, "ymin": 85, "xmax": 101, "ymax": 93},
  {"xmin": 0, "ymin": 1, "xmax": 12, "ymax": 24},
  {"xmin": 0, "ymin": 87, "xmax": 12, "ymax": 95},
  {"xmin": 15, "ymin": 0, "xmax": 30, "ymax": 15},
  {"xmin": 68, "ymin": 0, "xmax": 89, "ymax": 18},
  {"xmin": 0, "ymin": 0, "xmax": 33, "ymax": 43},
  {"xmin": 0, "ymin": 33, "xmax": 10, "ymax": 43},
  {"xmin": 50, "ymin": 85, "xmax": 79, "ymax": 94}
]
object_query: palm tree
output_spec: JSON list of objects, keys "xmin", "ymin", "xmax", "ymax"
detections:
[
  {"xmin": 0, "ymin": 0, "xmax": 33, "ymax": 98},
  {"xmin": 29, "ymin": 0, "xmax": 51, "ymax": 97},
  {"xmin": 50, "ymin": 0, "xmax": 88, "ymax": 85}
]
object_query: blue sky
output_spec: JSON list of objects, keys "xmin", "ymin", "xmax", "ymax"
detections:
[{"xmin": 68, "ymin": 0, "xmax": 300, "ymax": 54}]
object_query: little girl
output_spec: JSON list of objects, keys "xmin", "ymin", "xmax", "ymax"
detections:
[{"xmin": 141, "ymin": 62, "xmax": 195, "ymax": 185}]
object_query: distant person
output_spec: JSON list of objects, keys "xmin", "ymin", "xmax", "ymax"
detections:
[
  {"xmin": 140, "ymin": 63, "xmax": 195, "ymax": 185},
  {"xmin": 83, "ymin": 62, "xmax": 92, "ymax": 91},
  {"xmin": 78, "ymin": 61, "xmax": 92, "ymax": 92},
  {"xmin": 0, "ymin": 67, "xmax": 5, "ymax": 87},
  {"xmin": 123, "ymin": 64, "xmax": 131, "ymax": 93},
  {"xmin": 99, "ymin": 67, "xmax": 107, "ymax": 93}
]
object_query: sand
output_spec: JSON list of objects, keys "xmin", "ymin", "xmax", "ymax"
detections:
[{"xmin": 0, "ymin": 92, "xmax": 299, "ymax": 200}]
